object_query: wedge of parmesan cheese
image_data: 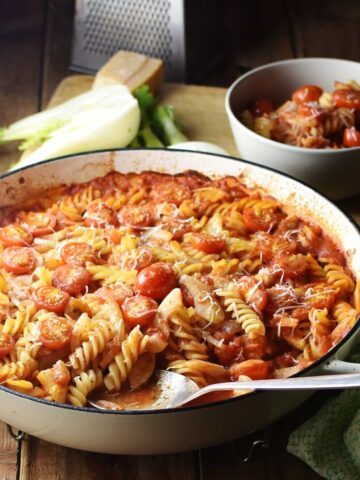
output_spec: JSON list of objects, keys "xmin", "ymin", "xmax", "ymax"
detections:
[{"xmin": 93, "ymin": 51, "xmax": 164, "ymax": 94}]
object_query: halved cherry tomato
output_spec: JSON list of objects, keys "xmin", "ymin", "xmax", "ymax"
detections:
[
  {"xmin": 343, "ymin": 127, "xmax": 360, "ymax": 147},
  {"xmin": 95, "ymin": 284, "xmax": 133, "ymax": 306},
  {"xmin": 292, "ymin": 85, "xmax": 323, "ymax": 104},
  {"xmin": 243, "ymin": 206, "xmax": 280, "ymax": 232},
  {"xmin": 116, "ymin": 247, "xmax": 153, "ymax": 271},
  {"xmin": 2, "ymin": 247, "xmax": 36, "ymax": 274},
  {"xmin": 250, "ymin": 99, "xmax": 274, "ymax": 116},
  {"xmin": 333, "ymin": 88, "xmax": 360, "ymax": 110},
  {"xmin": 271, "ymin": 253, "xmax": 308, "ymax": 280},
  {"xmin": 234, "ymin": 275, "xmax": 267, "ymax": 312},
  {"xmin": 134, "ymin": 262, "xmax": 177, "ymax": 300},
  {"xmin": 61, "ymin": 242, "xmax": 95, "ymax": 267},
  {"xmin": 0, "ymin": 333, "xmax": 15, "ymax": 358},
  {"xmin": 33, "ymin": 286, "xmax": 70, "ymax": 314},
  {"xmin": 39, "ymin": 316, "xmax": 73, "ymax": 350},
  {"xmin": 230, "ymin": 359, "xmax": 269, "ymax": 380},
  {"xmin": 150, "ymin": 180, "xmax": 191, "ymax": 206},
  {"xmin": 21, "ymin": 212, "xmax": 56, "ymax": 237},
  {"xmin": 121, "ymin": 295, "xmax": 158, "ymax": 327},
  {"xmin": 256, "ymin": 232, "xmax": 297, "ymax": 261},
  {"xmin": 83, "ymin": 202, "xmax": 118, "ymax": 228},
  {"xmin": 117, "ymin": 205, "xmax": 153, "ymax": 229},
  {"xmin": 190, "ymin": 233, "xmax": 226, "ymax": 254},
  {"xmin": 297, "ymin": 103, "xmax": 324, "ymax": 118},
  {"xmin": 0, "ymin": 225, "xmax": 33, "ymax": 247},
  {"xmin": 52, "ymin": 264, "xmax": 91, "ymax": 295}
]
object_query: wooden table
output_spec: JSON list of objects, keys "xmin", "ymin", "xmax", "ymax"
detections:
[{"xmin": 0, "ymin": 1, "xmax": 359, "ymax": 478}]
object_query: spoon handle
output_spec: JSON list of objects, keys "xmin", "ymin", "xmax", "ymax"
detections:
[{"xmin": 180, "ymin": 373, "xmax": 360, "ymax": 406}]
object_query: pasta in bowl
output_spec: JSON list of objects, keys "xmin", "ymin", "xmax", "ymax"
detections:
[
  {"xmin": 240, "ymin": 80, "xmax": 360, "ymax": 149},
  {"xmin": 225, "ymin": 57, "xmax": 360, "ymax": 198},
  {"xmin": 0, "ymin": 148, "xmax": 359, "ymax": 454}
]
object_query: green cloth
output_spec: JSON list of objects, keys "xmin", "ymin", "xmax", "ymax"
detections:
[{"xmin": 287, "ymin": 389, "xmax": 360, "ymax": 479}]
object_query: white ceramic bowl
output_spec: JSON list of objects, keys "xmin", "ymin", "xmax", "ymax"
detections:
[{"xmin": 225, "ymin": 58, "xmax": 360, "ymax": 199}]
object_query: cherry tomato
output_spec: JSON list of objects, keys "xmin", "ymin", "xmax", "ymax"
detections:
[
  {"xmin": 243, "ymin": 206, "xmax": 280, "ymax": 232},
  {"xmin": 61, "ymin": 242, "xmax": 95, "ymax": 267},
  {"xmin": 39, "ymin": 316, "xmax": 73, "ymax": 350},
  {"xmin": 33, "ymin": 286, "xmax": 70, "ymax": 314},
  {"xmin": 250, "ymin": 99, "xmax": 274, "ymax": 116},
  {"xmin": 2, "ymin": 247, "xmax": 36, "ymax": 274},
  {"xmin": 292, "ymin": 85, "xmax": 323, "ymax": 104},
  {"xmin": 0, "ymin": 225, "xmax": 33, "ymax": 247},
  {"xmin": 121, "ymin": 295, "xmax": 158, "ymax": 327},
  {"xmin": 343, "ymin": 127, "xmax": 360, "ymax": 147},
  {"xmin": 0, "ymin": 333, "xmax": 15, "ymax": 358},
  {"xmin": 150, "ymin": 180, "xmax": 191, "ymax": 206},
  {"xmin": 297, "ymin": 103, "xmax": 324, "ymax": 118},
  {"xmin": 52, "ymin": 264, "xmax": 91, "ymax": 295},
  {"xmin": 21, "ymin": 212, "xmax": 56, "ymax": 237},
  {"xmin": 230, "ymin": 359, "xmax": 269, "ymax": 381},
  {"xmin": 272, "ymin": 253, "xmax": 308, "ymax": 280},
  {"xmin": 116, "ymin": 247, "xmax": 153, "ymax": 271},
  {"xmin": 134, "ymin": 262, "xmax": 177, "ymax": 300},
  {"xmin": 117, "ymin": 205, "xmax": 154, "ymax": 229},
  {"xmin": 190, "ymin": 233, "xmax": 226, "ymax": 254},
  {"xmin": 256, "ymin": 232, "xmax": 297, "ymax": 261},
  {"xmin": 234, "ymin": 275, "xmax": 267, "ymax": 312},
  {"xmin": 95, "ymin": 284, "xmax": 133, "ymax": 306},
  {"xmin": 333, "ymin": 88, "xmax": 360, "ymax": 110},
  {"xmin": 83, "ymin": 202, "xmax": 118, "ymax": 228}
]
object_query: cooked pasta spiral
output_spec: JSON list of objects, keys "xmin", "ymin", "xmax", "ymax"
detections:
[
  {"xmin": 324, "ymin": 264, "xmax": 355, "ymax": 293},
  {"xmin": 68, "ymin": 369, "xmax": 103, "ymax": 407},
  {"xmin": 104, "ymin": 326, "xmax": 149, "ymax": 391},
  {"xmin": 217, "ymin": 288, "xmax": 265, "ymax": 338}
]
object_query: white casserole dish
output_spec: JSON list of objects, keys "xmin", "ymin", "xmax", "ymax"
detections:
[{"xmin": 0, "ymin": 148, "xmax": 359, "ymax": 454}]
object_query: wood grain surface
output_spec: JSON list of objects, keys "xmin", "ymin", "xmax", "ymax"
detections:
[{"xmin": 0, "ymin": 1, "xmax": 359, "ymax": 478}]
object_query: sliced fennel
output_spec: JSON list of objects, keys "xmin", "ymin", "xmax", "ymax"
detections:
[{"xmin": 0, "ymin": 85, "xmax": 140, "ymax": 170}]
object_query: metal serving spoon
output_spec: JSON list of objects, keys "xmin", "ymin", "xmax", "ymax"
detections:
[{"xmin": 89, "ymin": 370, "xmax": 360, "ymax": 411}]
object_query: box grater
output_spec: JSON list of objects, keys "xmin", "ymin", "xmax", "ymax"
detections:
[{"xmin": 70, "ymin": 0, "xmax": 226, "ymax": 82}]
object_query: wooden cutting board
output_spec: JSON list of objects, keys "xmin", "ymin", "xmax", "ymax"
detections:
[{"xmin": 45, "ymin": 75, "xmax": 238, "ymax": 156}]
